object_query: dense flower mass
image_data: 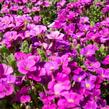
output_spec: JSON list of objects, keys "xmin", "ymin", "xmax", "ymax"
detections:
[
  {"xmin": 0, "ymin": 64, "xmax": 15, "ymax": 98},
  {"xmin": 0, "ymin": 0, "xmax": 109, "ymax": 109}
]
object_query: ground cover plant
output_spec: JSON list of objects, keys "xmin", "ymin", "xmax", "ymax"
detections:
[{"xmin": 1, "ymin": 0, "xmax": 109, "ymax": 109}]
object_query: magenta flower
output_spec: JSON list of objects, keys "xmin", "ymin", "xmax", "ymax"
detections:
[
  {"xmin": 22, "ymin": 0, "xmax": 28, "ymax": 3},
  {"xmin": 64, "ymin": 23, "xmax": 75, "ymax": 36},
  {"xmin": 57, "ymin": 0, "xmax": 66, "ymax": 8},
  {"xmin": 73, "ymin": 67, "xmax": 82, "ymax": 74},
  {"xmin": 46, "ymin": 31, "xmax": 64, "ymax": 40},
  {"xmin": 73, "ymin": 71, "xmax": 86, "ymax": 82},
  {"xmin": 0, "ymin": 64, "xmax": 13, "ymax": 76},
  {"xmin": 33, "ymin": 16, "xmax": 41, "ymax": 24},
  {"xmin": 102, "ymin": 5, "xmax": 109, "ymax": 14},
  {"xmin": 81, "ymin": 79, "xmax": 95, "ymax": 90},
  {"xmin": 62, "ymin": 91, "xmax": 83, "ymax": 107},
  {"xmin": 102, "ymin": 106, "xmax": 109, "ymax": 109},
  {"xmin": 61, "ymin": 54, "xmax": 70, "ymax": 67},
  {"xmin": 2, "ymin": 31, "xmax": 18, "ymax": 47},
  {"xmin": 96, "ymin": 68, "xmax": 109, "ymax": 79},
  {"xmin": 14, "ymin": 86, "xmax": 31, "ymax": 102},
  {"xmin": 57, "ymin": 91, "xmax": 83, "ymax": 108},
  {"xmin": 43, "ymin": 104, "xmax": 56, "ymax": 109},
  {"xmin": 85, "ymin": 57, "xmax": 101, "ymax": 72},
  {"xmin": 57, "ymin": 98, "xmax": 68, "ymax": 108},
  {"xmin": 44, "ymin": 61, "xmax": 60, "ymax": 75},
  {"xmin": 84, "ymin": 100, "xmax": 97, "ymax": 109},
  {"xmin": 103, "ymin": 69, "xmax": 109, "ymax": 79},
  {"xmin": 29, "ymin": 25, "xmax": 47, "ymax": 36},
  {"xmin": 79, "ymin": 17, "xmax": 89, "ymax": 24},
  {"xmin": 43, "ymin": 0, "xmax": 51, "ymax": 7},
  {"xmin": 56, "ymin": 73, "xmax": 69, "ymax": 82},
  {"xmin": 80, "ymin": 44, "xmax": 98, "ymax": 57},
  {"xmin": 20, "ymin": 95, "xmax": 31, "ymax": 103},
  {"xmin": 0, "ymin": 16, "xmax": 14, "ymax": 31},
  {"xmin": 1, "ymin": 0, "xmax": 109, "ymax": 108},
  {"xmin": 78, "ymin": 24, "xmax": 90, "ymax": 32},
  {"xmin": 14, "ymin": 15, "xmax": 31, "ymax": 28},
  {"xmin": 102, "ymin": 55, "xmax": 109, "ymax": 65},
  {"xmin": 67, "ymin": 11, "xmax": 77, "ymax": 20},
  {"xmin": 0, "ymin": 0, "xmax": 3, "ymax": 2},
  {"xmin": 39, "ymin": 92, "xmax": 56, "ymax": 109},
  {"xmin": 4, "ymin": 75, "xmax": 16, "ymax": 84},
  {"xmin": 0, "ymin": 64, "xmax": 15, "ymax": 81},
  {"xmin": 0, "ymin": 81, "xmax": 14, "ymax": 99},
  {"xmin": 10, "ymin": 5, "xmax": 19, "ymax": 12},
  {"xmin": 79, "ymin": 0, "xmax": 92, "ymax": 4},
  {"xmin": 54, "ymin": 80, "xmax": 71, "ymax": 95},
  {"xmin": 0, "ymin": 64, "xmax": 15, "ymax": 98},
  {"xmin": 14, "ymin": 52, "xmax": 31, "ymax": 61},
  {"xmin": 17, "ymin": 57, "xmax": 36, "ymax": 74}
]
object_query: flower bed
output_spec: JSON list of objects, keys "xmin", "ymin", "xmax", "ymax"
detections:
[{"xmin": 0, "ymin": 0, "xmax": 109, "ymax": 109}]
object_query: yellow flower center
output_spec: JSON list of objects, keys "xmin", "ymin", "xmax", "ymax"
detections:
[
  {"xmin": 86, "ymin": 83, "xmax": 90, "ymax": 88},
  {"xmin": 78, "ymin": 77, "xmax": 82, "ymax": 81}
]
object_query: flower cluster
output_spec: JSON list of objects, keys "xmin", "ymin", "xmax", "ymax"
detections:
[
  {"xmin": 0, "ymin": 64, "xmax": 15, "ymax": 98},
  {"xmin": 0, "ymin": 0, "xmax": 109, "ymax": 109}
]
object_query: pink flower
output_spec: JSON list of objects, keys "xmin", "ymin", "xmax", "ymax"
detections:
[
  {"xmin": 0, "ymin": 0, "xmax": 3, "ymax": 2},
  {"xmin": 47, "ymin": 31, "xmax": 64, "ymax": 40},
  {"xmin": 54, "ymin": 80, "xmax": 71, "ymax": 95},
  {"xmin": 81, "ymin": 79, "xmax": 95, "ymax": 90},
  {"xmin": 0, "ymin": 64, "xmax": 15, "ymax": 98},
  {"xmin": 17, "ymin": 58, "xmax": 36, "ymax": 74},
  {"xmin": 102, "ymin": 106, "xmax": 109, "ymax": 109},
  {"xmin": 15, "ymin": 52, "xmax": 31, "ymax": 61},
  {"xmin": 0, "ymin": 81, "xmax": 14, "ymax": 98},
  {"xmin": 2, "ymin": 31, "xmax": 18, "ymax": 47},
  {"xmin": 43, "ymin": 0, "xmax": 51, "ymax": 7},
  {"xmin": 84, "ymin": 100, "xmax": 97, "ymax": 109},
  {"xmin": 33, "ymin": 16, "xmax": 41, "ymax": 24},
  {"xmin": 80, "ymin": 44, "xmax": 98, "ymax": 57},
  {"xmin": 85, "ymin": 57, "xmax": 101, "ymax": 72},
  {"xmin": 20, "ymin": 95, "xmax": 31, "ymax": 103},
  {"xmin": 62, "ymin": 91, "xmax": 83, "ymax": 107},
  {"xmin": 29, "ymin": 25, "xmax": 47, "ymax": 36},
  {"xmin": 44, "ymin": 61, "xmax": 60, "ymax": 75},
  {"xmin": 64, "ymin": 23, "xmax": 75, "ymax": 36},
  {"xmin": 22, "ymin": 0, "xmax": 28, "ymax": 3},
  {"xmin": 102, "ymin": 55, "xmax": 109, "ymax": 65},
  {"xmin": 0, "ymin": 64, "xmax": 13, "ymax": 76}
]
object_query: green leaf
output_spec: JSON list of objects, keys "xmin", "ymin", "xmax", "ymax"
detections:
[
  {"xmin": 95, "ymin": 45, "xmax": 107, "ymax": 61},
  {"xmin": 6, "ymin": 54, "xmax": 16, "ymax": 67},
  {"xmin": 0, "ymin": 45, "xmax": 9, "ymax": 54},
  {"xmin": 35, "ymin": 83, "xmax": 44, "ymax": 91},
  {"xmin": 12, "ymin": 104, "xmax": 21, "ymax": 109},
  {"xmin": 37, "ymin": 48, "xmax": 48, "ymax": 61},
  {"xmin": 17, "ymin": 10, "xmax": 23, "ymax": 15},
  {"xmin": 21, "ymin": 40, "xmax": 30, "ymax": 53},
  {"xmin": 26, "ymin": 3, "xmax": 32, "ymax": 8},
  {"xmin": 90, "ymin": 21, "xmax": 95, "ymax": 26},
  {"xmin": 40, "ymin": 5, "xmax": 57, "ymax": 25},
  {"xmin": 84, "ymin": 5, "xmax": 102, "ymax": 24}
]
